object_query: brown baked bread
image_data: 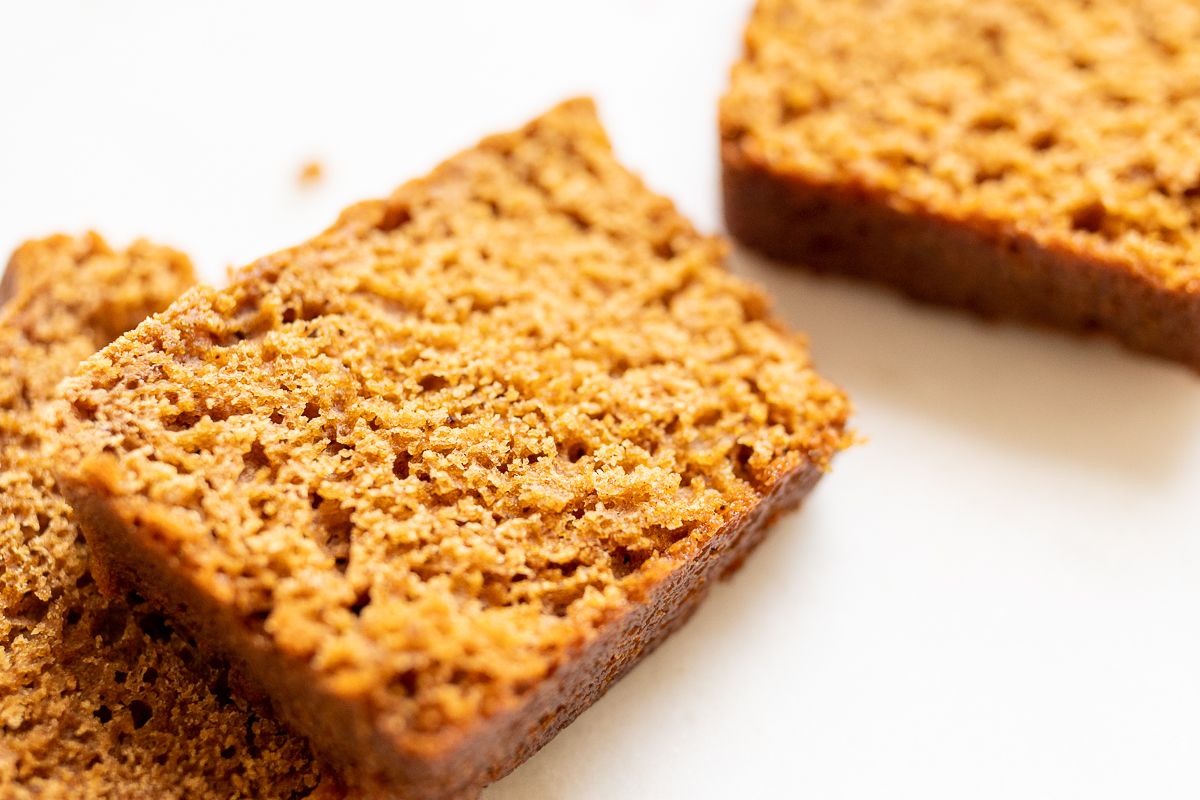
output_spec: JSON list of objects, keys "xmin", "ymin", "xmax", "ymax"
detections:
[
  {"xmin": 722, "ymin": 0, "xmax": 1200, "ymax": 367},
  {"xmin": 0, "ymin": 234, "xmax": 335, "ymax": 799},
  {"xmin": 52, "ymin": 99, "xmax": 851, "ymax": 799}
]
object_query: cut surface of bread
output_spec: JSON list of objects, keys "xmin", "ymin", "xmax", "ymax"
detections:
[
  {"xmin": 722, "ymin": 0, "xmax": 1200, "ymax": 367},
  {"xmin": 54, "ymin": 100, "xmax": 851, "ymax": 798},
  {"xmin": 0, "ymin": 234, "xmax": 333, "ymax": 800}
]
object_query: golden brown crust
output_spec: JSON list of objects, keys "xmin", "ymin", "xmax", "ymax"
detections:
[
  {"xmin": 54, "ymin": 99, "xmax": 851, "ymax": 797},
  {"xmin": 0, "ymin": 234, "xmax": 335, "ymax": 799},
  {"xmin": 721, "ymin": 0, "xmax": 1200, "ymax": 367},
  {"xmin": 723, "ymin": 142, "xmax": 1200, "ymax": 366}
]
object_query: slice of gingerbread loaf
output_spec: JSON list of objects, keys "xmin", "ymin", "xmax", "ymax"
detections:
[
  {"xmin": 0, "ymin": 234, "xmax": 335, "ymax": 799},
  {"xmin": 53, "ymin": 99, "xmax": 851, "ymax": 799},
  {"xmin": 722, "ymin": 0, "xmax": 1200, "ymax": 367}
]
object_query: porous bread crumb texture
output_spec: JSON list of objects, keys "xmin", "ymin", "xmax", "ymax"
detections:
[
  {"xmin": 0, "ymin": 234, "xmax": 329, "ymax": 800},
  {"xmin": 56, "ymin": 99, "xmax": 850, "ymax": 764},
  {"xmin": 721, "ymin": 0, "xmax": 1200, "ymax": 290}
]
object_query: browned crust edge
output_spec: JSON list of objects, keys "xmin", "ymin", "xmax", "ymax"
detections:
[
  {"xmin": 65, "ymin": 459, "xmax": 824, "ymax": 799},
  {"xmin": 722, "ymin": 141, "xmax": 1200, "ymax": 370}
]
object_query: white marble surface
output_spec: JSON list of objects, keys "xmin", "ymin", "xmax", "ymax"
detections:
[{"xmin": 3, "ymin": 2, "xmax": 1199, "ymax": 797}]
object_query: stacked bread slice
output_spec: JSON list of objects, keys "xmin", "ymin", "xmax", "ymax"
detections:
[{"xmin": 0, "ymin": 234, "xmax": 334, "ymax": 799}]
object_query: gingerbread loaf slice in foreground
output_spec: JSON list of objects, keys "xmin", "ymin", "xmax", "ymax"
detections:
[
  {"xmin": 54, "ymin": 99, "xmax": 851, "ymax": 799},
  {"xmin": 0, "ymin": 234, "xmax": 335, "ymax": 799},
  {"xmin": 722, "ymin": 0, "xmax": 1200, "ymax": 367}
]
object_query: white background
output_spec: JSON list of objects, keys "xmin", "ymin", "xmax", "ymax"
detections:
[{"xmin": 3, "ymin": 2, "xmax": 1200, "ymax": 797}]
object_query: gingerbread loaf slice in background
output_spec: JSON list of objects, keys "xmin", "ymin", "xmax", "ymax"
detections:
[
  {"xmin": 53, "ymin": 99, "xmax": 851, "ymax": 799},
  {"xmin": 722, "ymin": 0, "xmax": 1200, "ymax": 368},
  {"xmin": 0, "ymin": 234, "xmax": 335, "ymax": 800}
]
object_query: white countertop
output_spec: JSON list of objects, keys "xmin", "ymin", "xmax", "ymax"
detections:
[{"xmin": 3, "ymin": 2, "xmax": 1199, "ymax": 797}]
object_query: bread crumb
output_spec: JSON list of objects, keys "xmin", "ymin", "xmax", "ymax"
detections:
[{"xmin": 297, "ymin": 159, "xmax": 325, "ymax": 186}]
